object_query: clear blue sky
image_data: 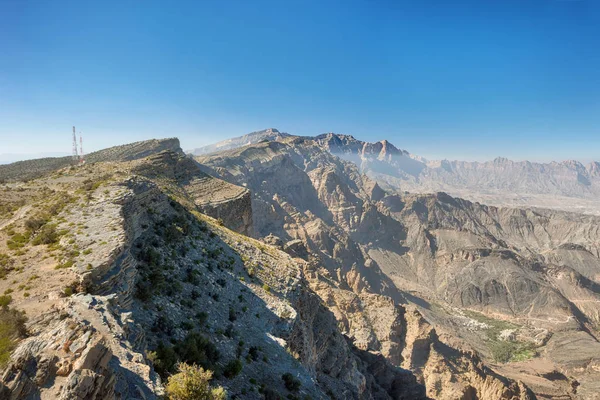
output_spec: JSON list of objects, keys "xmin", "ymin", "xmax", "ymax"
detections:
[{"xmin": 1, "ymin": 0, "xmax": 598, "ymax": 161}]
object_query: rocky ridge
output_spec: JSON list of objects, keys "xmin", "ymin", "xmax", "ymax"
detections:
[
  {"xmin": 0, "ymin": 138, "xmax": 181, "ymax": 183},
  {"xmin": 0, "ymin": 144, "xmax": 432, "ymax": 399}
]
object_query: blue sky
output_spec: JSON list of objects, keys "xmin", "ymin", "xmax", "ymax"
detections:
[{"xmin": 1, "ymin": 0, "xmax": 598, "ymax": 162}]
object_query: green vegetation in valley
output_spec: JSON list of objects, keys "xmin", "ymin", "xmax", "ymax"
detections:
[{"xmin": 463, "ymin": 310, "xmax": 537, "ymax": 363}]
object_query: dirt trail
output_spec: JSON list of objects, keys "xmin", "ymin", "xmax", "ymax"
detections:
[{"xmin": 0, "ymin": 205, "xmax": 31, "ymax": 230}]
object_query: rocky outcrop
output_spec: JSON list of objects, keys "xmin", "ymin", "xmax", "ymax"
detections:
[
  {"xmin": 0, "ymin": 295, "xmax": 161, "ymax": 400},
  {"xmin": 188, "ymin": 177, "xmax": 253, "ymax": 236},
  {"xmin": 132, "ymin": 150, "xmax": 254, "ymax": 236}
]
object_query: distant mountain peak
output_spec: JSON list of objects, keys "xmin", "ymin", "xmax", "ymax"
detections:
[{"xmin": 190, "ymin": 128, "xmax": 290, "ymax": 155}]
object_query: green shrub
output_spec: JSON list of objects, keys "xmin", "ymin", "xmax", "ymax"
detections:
[
  {"xmin": 282, "ymin": 373, "xmax": 301, "ymax": 392},
  {"xmin": 222, "ymin": 358, "xmax": 243, "ymax": 378},
  {"xmin": 175, "ymin": 332, "xmax": 220, "ymax": 369},
  {"xmin": 31, "ymin": 224, "xmax": 60, "ymax": 245},
  {"xmin": 150, "ymin": 332, "xmax": 220, "ymax": 378},
  {"xmin": 24, "ymin": 217, "xmax": 47, "ymax": 233},
  {"xmin": 0, "ymin": 253, "xmax": 14, "ymax": 279},
  {"xmin": 0, "ymin": 306, "xmax": 27, "ymax": 368},
  {"xmin": 7, "ymin": 232, "xmax": 30, "ymax": 250},
  {"xmin": 55, "ymin": 259, "xmax": 75, "ymax": 270},
  {"xmin": 0, "ymin": 295, "xmax": 12, "ymax": 309},
  {"xmin": 196, "ymin": 311, "xmax": 208, "ymax": 325},
  {"xmin": 248, "ymin": 346, "xmax": 260, "ymax": 362},
  {"xmin": 165, "ymin": 363, "xmax": 226, "ymax": 400},
  {"xmin": 149, "ymin": 341, "xmax": 179, "ymax": 377}
]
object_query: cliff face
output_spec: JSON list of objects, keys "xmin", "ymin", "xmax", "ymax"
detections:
[{"xmin": 0, "ymin": 145, "xmax": 426, "ymax": 399}]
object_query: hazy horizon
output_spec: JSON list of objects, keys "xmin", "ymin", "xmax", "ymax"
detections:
[{"xmin": 0, "ymin": 128, "xmax": 597, "ymax": 166}]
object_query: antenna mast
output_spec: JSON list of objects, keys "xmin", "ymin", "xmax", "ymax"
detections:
[
  {"xmin": 79, "ymin": 134, "xmax": 85, "ymax": 164},
  {"xmin": 72, "ymin": 126, "xmax": 79, "ymax": 161}
]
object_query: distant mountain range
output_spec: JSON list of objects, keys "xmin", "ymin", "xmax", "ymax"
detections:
[
  {"xmin": 0, "ymin": 152, "xmax": 70, "ymax": 165},
  {"xmin": 190, "ymin": 129, "xmax": 600, "ymax": 215}
]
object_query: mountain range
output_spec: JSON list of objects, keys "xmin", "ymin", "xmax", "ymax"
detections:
[
  {"xmin": 0, "ymin": 130, "xmax": 599, "ymax": 399},
  {"xmin": 191, "ymin": 129, "xmax": 600, "ymax": 216}
]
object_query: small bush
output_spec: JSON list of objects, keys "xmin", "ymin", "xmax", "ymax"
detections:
[
  {"xmin": 0, "ymin": 295, "xmax": 12, "ymax": 309},
  {"xmin": 0, "ymin": 306, "xmax": 27, "ymax": 368},
  {"xmin": 248, "ymin": 346, "xmax": 260, "ymax": 362},
  {"xmin": 175, "ymin": 332, "xmax": 220, "ymax": 370},
  {"xmin": 196, "ymin": 311, "xmax": 208, "ymax": 325},
  {"xmin": 0, "ymin": 253, "xmax": 14, "ymax": 278},
  {"xmin": 165, "ymin": 363, "xmax": 226, "ymax": 400},
  {"xmin": 31, "ymin": 224, "xmax": 60, "ymax": 245},
  {"xmin": 7, "ymin": 232, "xmax": 30, "ymax": 250},
  {"xmin": 282, "ymin": 373, "xmax": 301, "ymax": 392},
  {"xmin": 223, "ymin": 358, "xmax": 243, "ymax": 378},
  {"xmin": 24, "ymin": 217, "xmax": 47, "ymax": 233},
  {"xmin": 149, "ymin": 341, "xmax": 178, "ymax": 377}
]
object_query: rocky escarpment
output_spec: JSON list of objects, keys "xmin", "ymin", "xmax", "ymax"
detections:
[
  {"xmin": 131, "ymin": 151, "xmax": 254, "ymax": 236},
  {"xmin": 0, "ymin": 148, "xmax": 427, "ymax": 399}
]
